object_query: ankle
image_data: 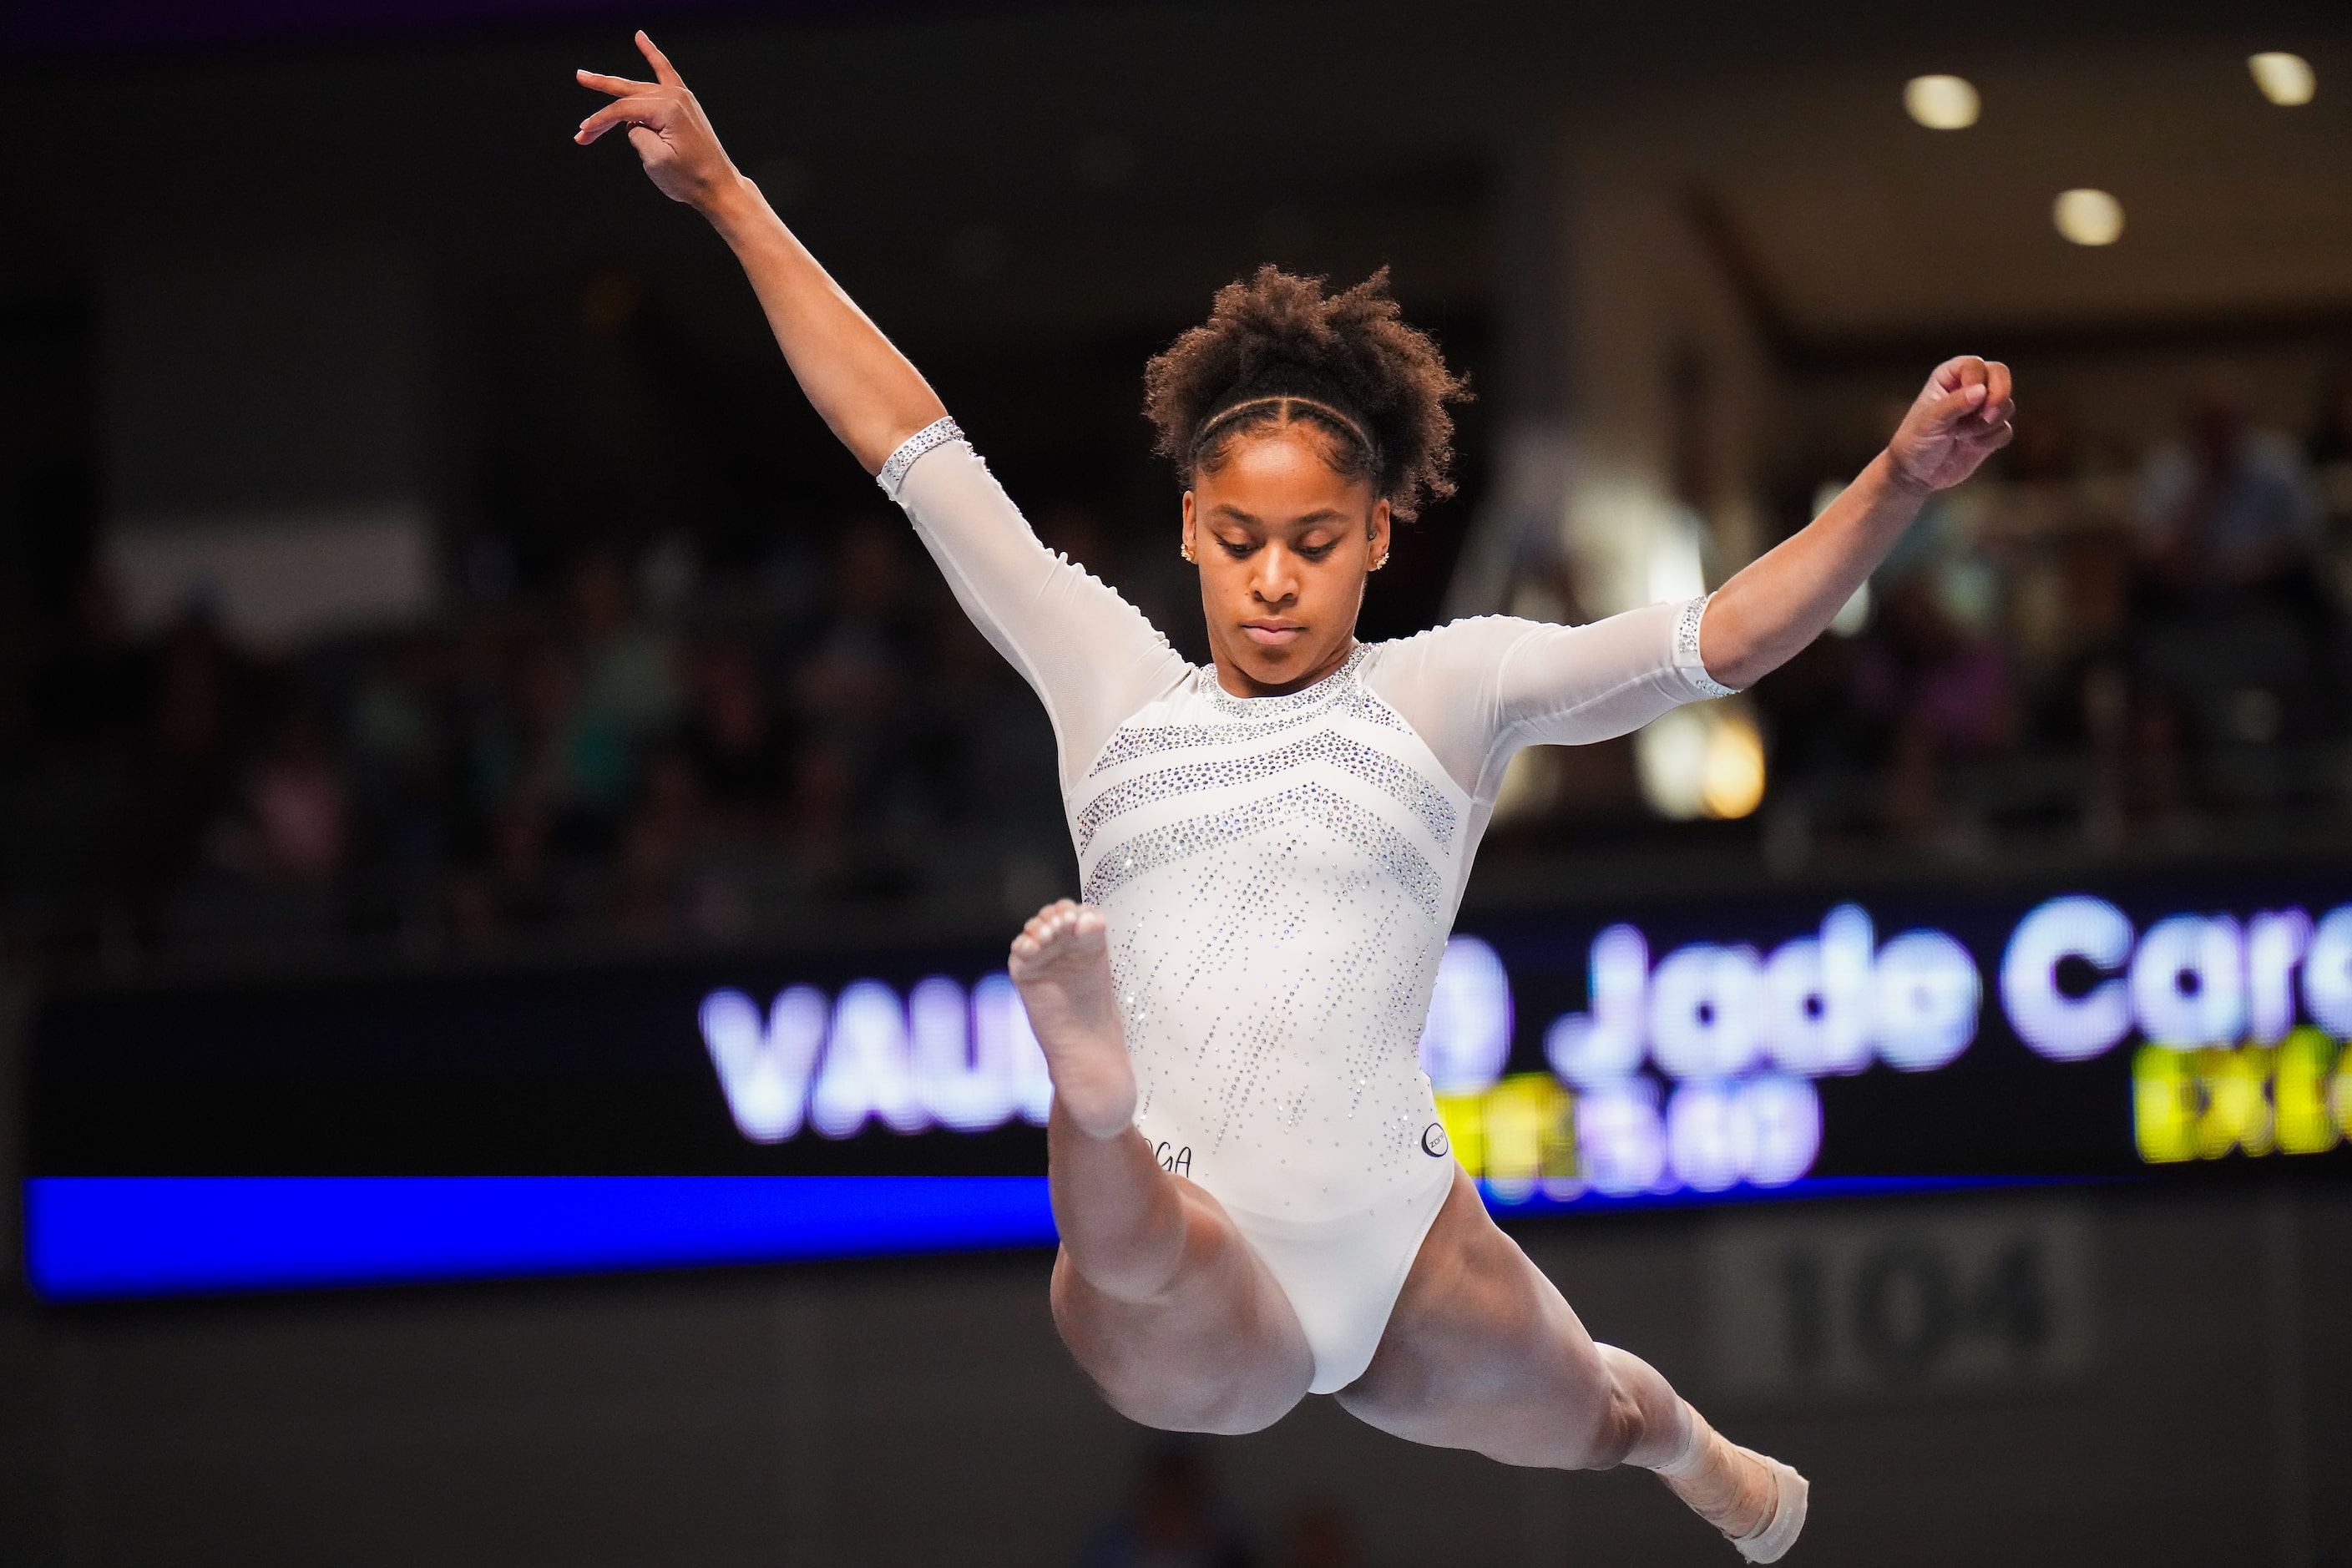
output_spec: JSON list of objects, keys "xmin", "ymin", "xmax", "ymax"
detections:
[{"xmin": 1652, "ymin": 1401, "xmax": 1708, "ymax": 1479}]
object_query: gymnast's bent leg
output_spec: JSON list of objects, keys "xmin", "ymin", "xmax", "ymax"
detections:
[
  {"xmin": 1338, "ymin": 1171, "xmax": 1808, "ymax": 1562},
  {"xmin": 1009, "ymin": 900, "xmax": 1314, "ymax": 1434}
]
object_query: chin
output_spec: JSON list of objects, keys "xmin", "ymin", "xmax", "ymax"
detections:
[{"xmin": 1236, "ymin": 646, "xmax": 1318, "ymax": 685}]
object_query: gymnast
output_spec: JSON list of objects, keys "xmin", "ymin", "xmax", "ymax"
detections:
[{"xmin": 577, "ymin": 33, "xmax": 2013, "ymax": 1560}]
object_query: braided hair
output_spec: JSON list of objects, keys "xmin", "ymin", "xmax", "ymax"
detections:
[{"xmin": 1143, "ymin": 266, "xmax": 1468, "ymax": 522}]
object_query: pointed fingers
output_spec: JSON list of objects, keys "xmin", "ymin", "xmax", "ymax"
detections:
[
  {"xmin": 575, "ymin": 95, "xmax": 670, "ymax": 144},
  {"xmin": 637, "ymin": 29, "xmax": 685, "ymax": 87},
  {"xmin": 575, "ymin": 68, "xmax": 655, "ymax": 98}
]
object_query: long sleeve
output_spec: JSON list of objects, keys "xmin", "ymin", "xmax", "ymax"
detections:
[
  {"xmin": 1363, "ymin": 595, "xmax": 1735, "ymax": 805},
  {"xmin": 881, "ymin": 418, "xmax": 1191, "ymax": 789}
]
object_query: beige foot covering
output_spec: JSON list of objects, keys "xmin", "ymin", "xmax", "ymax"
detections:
[
  {"xmin": 1726, "ymin": 1449, "xmax": 1808, "ymax": 1564},
  {"xmin": 1655, "ymin": 1403, "xmax": 1809, "ymax": 1563}
]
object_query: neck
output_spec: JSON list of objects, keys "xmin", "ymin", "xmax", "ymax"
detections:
[{"xmin": 1210, "ymin": 636, "xmax": 1358, "ymax": 700}]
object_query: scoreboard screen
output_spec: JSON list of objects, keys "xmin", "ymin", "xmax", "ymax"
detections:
[{"xmin": 24, "ymin": 872, "xmax": 2352, "ymax": 1300}]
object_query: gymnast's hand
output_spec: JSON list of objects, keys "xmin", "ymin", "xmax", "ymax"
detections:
[
  {"xmin": 1883, "ymin": 355, "xmax": 2016, "ymax": 493},
  {"xmin": 574, "ymin": 32, "xmax": 742, "ymax": 212}
]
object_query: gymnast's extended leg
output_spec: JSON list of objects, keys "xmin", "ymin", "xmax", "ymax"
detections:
[
  {"xmin": 1009, "ymin": 899, "xmax": 1314, "ymax": 1434},
  {"xmin": 1338, "ymin": 1171, "xmax": 1806, "ymax": 1561}
]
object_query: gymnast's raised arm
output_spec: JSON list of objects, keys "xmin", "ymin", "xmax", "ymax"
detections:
[
  {"xmin": 574, "ymin": 35, "xmax": 1186, "ymax": 782},
  {"xmin": 574, "ymin": 32, "xmax": 944, "ymax": 473},
  {"xmin": 1697, "ymin": 355, "xmax": 2015, "ymax": 689}
]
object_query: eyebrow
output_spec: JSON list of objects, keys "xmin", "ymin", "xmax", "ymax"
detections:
[{"xmin": 1209, "ymin": 504, "xmax": 1350, "ymax": 528}]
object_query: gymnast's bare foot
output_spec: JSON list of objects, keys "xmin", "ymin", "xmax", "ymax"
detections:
[
  {"xmin": 1657, "ymin": 1403, "xmax": 1808, "ymax": 1562},
  {"xmin": 1009, "ymin": 900, "xmax": 1138, "ymax": 1140}
]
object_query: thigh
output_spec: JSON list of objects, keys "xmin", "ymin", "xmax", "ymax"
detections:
[
  {"xmin": 1051, "ymin": 1174, "xmax": 1315, "ymax": 1436},
  {"xmin": 1334, "ymin": 1166, "xmax": 1630, "ymax": 1468}
]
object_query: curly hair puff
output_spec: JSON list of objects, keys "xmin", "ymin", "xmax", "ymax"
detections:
[{"xmin": 1142, "ymin": 266, "xmax": 1469, "ymax": 522}]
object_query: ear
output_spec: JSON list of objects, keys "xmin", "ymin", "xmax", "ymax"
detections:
[
  {"xmin": 1368, "ymin": 498, "xmax": 1393, "ymax": 564},
  {"xmin": 1181, "ymin": 491, "xmax": 1197, "ymax": 557}
]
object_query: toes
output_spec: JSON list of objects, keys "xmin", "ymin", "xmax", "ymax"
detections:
[{"xmin": 1013, "ymin": 899, "xmax": 1100, "ymax": 959}]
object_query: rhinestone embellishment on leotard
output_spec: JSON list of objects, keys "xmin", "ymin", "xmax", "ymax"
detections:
[
  {"xmin": 1082, "ymin": 780, "xmax": 1445, "ymax": 919},
  {"xmin": 1075, "ymin": 726, "xmax": 1458, "ymax": 851},
  {"xmin": 1675, "ymin": 593, "xmax": 1737, "ymax": 699},
  {"xmin": 875, "ymin": 416, "xmax": 965, "ymax": 498},
  {"xmin": 1085, "ymin": 655, "xmax": 1408, "ymax": 778}
]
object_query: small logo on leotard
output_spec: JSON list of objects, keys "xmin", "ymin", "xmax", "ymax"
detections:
[
  {"xmin": 1421, "ymin": 1123, "xmax": 1450, "ymax": 1157},
  {"xmin": 1156, "ymin": 1141, "xmax": 1193, "ymax": 1177}
]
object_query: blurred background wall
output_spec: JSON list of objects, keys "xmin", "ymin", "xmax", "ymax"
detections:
[{"xmin": 5, "ymin": 1, "xmax": 2352, "ymax": 1562}]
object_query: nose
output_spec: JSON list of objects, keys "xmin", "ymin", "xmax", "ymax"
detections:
[{"xmin": 1251, "ymin": 544, "xmax": 1302, "ymax": 607}]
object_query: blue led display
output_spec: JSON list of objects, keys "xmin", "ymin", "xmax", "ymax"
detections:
[{"xmin": 26, "ymin": 1176, "xmax": 1058, "ymax": 1302}]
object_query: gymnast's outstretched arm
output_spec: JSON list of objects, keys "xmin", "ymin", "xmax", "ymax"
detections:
[
  {"xmin": 575, "ymin": 32, "xmax": 942, "ymax": 472},
  {"xmin": 1699, "ymin": 354, "xmax": 2014, "ymax": 688},
  {"xmin": 1369, "ymin": 356, "xmax": 2014, "ymax": 801},
  {"xmin": 576, "ymin": 34, "xmax": 1186, "ymax": 784}
]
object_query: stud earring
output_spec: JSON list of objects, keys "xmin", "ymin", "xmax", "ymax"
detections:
[
  {"xmin": 1370, "ymin": 553, "xmax": 1389, "ymax": 571},
  {"xmin": 1180, "ymin": 542, "xmax": 1196, "ymax": 564}
]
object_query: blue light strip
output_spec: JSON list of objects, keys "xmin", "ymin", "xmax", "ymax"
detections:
[
  {"xmin": 24, "ymin": 1176, "xmax": 1060, "ymax": 1302},
  {"xmin": 1476, "ymin": 1171, "xmax": 2077, "ymax": 1217},
  {"xmin": 21, "ymin": 1171, "xmax": 2078, "ymax": 1303}
]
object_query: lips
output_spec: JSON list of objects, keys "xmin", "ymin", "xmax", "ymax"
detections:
[{"xmin": 1242, "ymin": 621, "xmax": 1306, "ymax": 647}]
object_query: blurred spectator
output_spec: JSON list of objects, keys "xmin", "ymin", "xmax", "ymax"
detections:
[
  {"xmin": 794, "ymin": 516, "xmax": 933, "ymax": 887},
  {"xmin": 1082, "ymin": 1444, "xmax": 1258, "ymax": 1568},
  {"xmin": 2304, "ymin": 362, "xmax": 2352, "ymax": 468},
  {"xmin": 614, "ymin": 749, "xmax": 706, "ymax": 942},
  {"xmin": 343, "ymin": 632, "xmax": 455, "ymax": 933},
  {"xmin": 2131, "ymin": 391, "xmax": 2331, "ymax": 753},
  {"xmin": 1850, "ymin": 495, "xmax": 2019, "ymax": 841},
  {"xmin": 448, "ymin": 792, "xmax": 562, "ymax": 948},
  {"xmin": 556, "ymin": 547, "xmax": 685, "ymax": 837},
  {"xmin": 923, "ymin": 609, "xmax": 1065, "ymax": 847},
  {"xmin": 684, "ymin": 640, "xmax": 797, "ymax": 830},
  {"xmin": 2137, "ymin": 393, "xmax": 2322, "ymax": 598},
  {"xmin": 229, "ymin": 714, "xmax": 350, "ymax": 883},
  {"xmin": 138, "ymin": 606, "xmax": 261, "ymax": 921},
  {"xmin": 785, "ymin": 736, "xmax": 860, "ymax": 891},
  {"xmin": 2303, "ymin": 364, "xmax": 2352, "ymax": 625}
]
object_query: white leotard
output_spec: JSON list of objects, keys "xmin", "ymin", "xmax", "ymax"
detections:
[{"xmin": 882, "ymin": 418, "xmax": 1731, "ymax": 1389}]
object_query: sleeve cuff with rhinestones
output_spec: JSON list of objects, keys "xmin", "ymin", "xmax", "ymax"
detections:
[
  {"xmin": 1673, "ymin": 593, "xmax": 1738, "ymax": 699},
  {"xmin": 875, "ymin": 415, "xmax": 965, "ymax": 499}
]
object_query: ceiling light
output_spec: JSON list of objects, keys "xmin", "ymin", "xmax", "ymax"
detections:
[
  {"xmin": 1904, "ymin": 74, "xmax": 1980, "ymax": 129},
  {"xmin": 2053, "ymin": 189, "xmax": 2124, "ymax": 246},
  {"xmin": 2248, "ymin": 52, "xmax": 2316, "ymax": 107}
]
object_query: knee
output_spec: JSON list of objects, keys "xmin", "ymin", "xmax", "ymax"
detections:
[
  {"xmin": 1101, "ymin": 1376, "xmax": 1292, "ymax": 1437},
  {"xmin": 1525, "ymin": 1340, "xmax": 1646, "ymax": 1471},
  {"xmin": 1573, "ymin": 1379, "xmax": 1645, "ymax": 1471}
]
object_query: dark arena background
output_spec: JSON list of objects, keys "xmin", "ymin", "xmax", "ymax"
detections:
[{"xmin": 6, "ymin": 1, "xmax": 2352, "ymax": 1563}]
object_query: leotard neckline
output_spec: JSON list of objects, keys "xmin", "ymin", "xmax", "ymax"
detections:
[{"xmin": 1199, "ymin": 643, "xmax": 1370, "ymax": 719}]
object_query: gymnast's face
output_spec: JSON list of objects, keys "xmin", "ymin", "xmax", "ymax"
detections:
[{"xmin": 1182, "ymin": 424, "xmax": 1392, "ymax": 698}]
